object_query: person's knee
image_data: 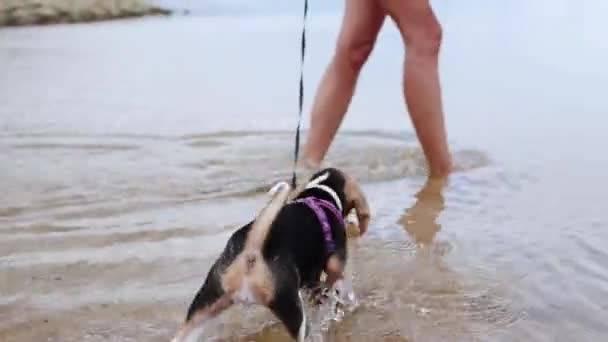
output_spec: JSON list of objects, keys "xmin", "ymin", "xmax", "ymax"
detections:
[
  {"xmin": 334, "ymin": 38, "xmax": 375, "ymax": 75},
  {"xmin": 403, "ymin": 17, "xmax": 442, "ymax": 57}
]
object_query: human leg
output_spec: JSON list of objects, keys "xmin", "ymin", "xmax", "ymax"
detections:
[
  {"xmin": 383, "ymin": 0, "xmax": 452, "ymax": 177},
  {"xmin": 303, "ymin": 0, "xmax": 386, "ymax": 168}
]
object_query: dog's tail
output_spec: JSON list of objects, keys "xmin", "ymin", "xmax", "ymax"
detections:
[{"xmin": 245, "ymin": 181, "xmax": 291, "ymax": 251}]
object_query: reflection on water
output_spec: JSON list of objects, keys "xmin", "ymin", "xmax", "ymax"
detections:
[{"xmin": 400, "ymin": 178, "xmax": 447, "ymax": 247}]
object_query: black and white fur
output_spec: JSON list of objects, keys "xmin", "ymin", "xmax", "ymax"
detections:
[{"xmin": 171, "ymin": 168, "xmax": 370, "ymax": 342}]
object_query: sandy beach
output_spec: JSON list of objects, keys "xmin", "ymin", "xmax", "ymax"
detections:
[{"xmin": 1, "ymin": 0, "xmax": 608, "ymax": 341}]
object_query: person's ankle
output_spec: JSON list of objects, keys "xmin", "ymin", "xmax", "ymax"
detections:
[
  {"xmin": 299, "ymin": 155, "xmax": 322, "ymax": 172},
  {"xmin": 428, "ymin": 159, "xmax": 453, "ymax": 179},
  {"xmin": 294, "ymin": 157, "xmax": 322, "ymax": 184}
]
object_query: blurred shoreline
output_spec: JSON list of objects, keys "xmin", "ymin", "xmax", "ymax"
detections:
[{"xmin": 0, "ymin": 0, "xmax": 170, "ymax": 27}]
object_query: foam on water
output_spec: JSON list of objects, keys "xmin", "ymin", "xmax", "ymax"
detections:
[{"xmin": 0, "ymin": 130, "xmax": 489, "ymax": 227}]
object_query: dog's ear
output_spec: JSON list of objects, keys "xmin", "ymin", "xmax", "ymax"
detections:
[{"xmin": 343, "ymin": 174, "xmax": 371, "ymax": 235}]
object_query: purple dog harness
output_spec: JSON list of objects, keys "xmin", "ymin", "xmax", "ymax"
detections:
[{"xmin": 294, "ymin": 196, "xmax": 344, "ymax": 253}]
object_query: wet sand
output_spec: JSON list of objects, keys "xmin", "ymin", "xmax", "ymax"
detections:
[{"xmin": 2, "ymin": 1, "xmax": 608, "ymax": 341}]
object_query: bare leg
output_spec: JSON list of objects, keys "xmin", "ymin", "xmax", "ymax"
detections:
[
  {"xmin": 383, "ymin": 0, "xmax": 452, "ymax": 177},
  {"xmin": 303, "ymin": 0, "xmax": 386, "ymax": 168}
]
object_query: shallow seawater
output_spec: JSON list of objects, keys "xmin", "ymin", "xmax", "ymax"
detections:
[{"xmin": 1, "ymin": 1, "xmax": 608, "ymax": 341}]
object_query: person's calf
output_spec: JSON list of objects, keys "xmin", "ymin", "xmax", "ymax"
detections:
[
  {"xmin": 302, "ymin": 42, "xmax": 371, "ymax": 167},
  {"xmin": 398, "ymin": 12, "xmax": 451, "ymax": 178}
]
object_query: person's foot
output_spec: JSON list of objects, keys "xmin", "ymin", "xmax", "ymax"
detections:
[
  {"xmin": 427, "ymin": 155, "xmax": 453, "ymax": 179},
  {"xmin": 288, "ymin": 157, "xmax": 323, "ymax": 200},
  {"xmin": 295, "ymin": 157, "xmax": 322, "ymax": 182}
]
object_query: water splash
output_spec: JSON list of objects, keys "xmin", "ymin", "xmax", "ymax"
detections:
[{"xmin": 300, "ymin": 276, "xmax": 361, "ymax": 342}]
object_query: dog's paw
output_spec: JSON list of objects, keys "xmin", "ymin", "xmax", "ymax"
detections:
[
  {"xmin": 268, "ymin": 181, "xmax": 290, "ymax": 196},
  {"xmin": 308, "ymin": 285, "xmax": 338, "ymax": 306},
  {"xmin": 345, "ymin": 209, "xmax": 362, "ymax": 238}
]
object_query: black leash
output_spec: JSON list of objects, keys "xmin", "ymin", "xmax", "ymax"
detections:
[{"xmin": 291, "ymin": 0, "xmax": 309, "ymax": 189}]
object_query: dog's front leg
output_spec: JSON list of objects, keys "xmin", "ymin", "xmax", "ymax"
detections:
[
  {"xmin": 324, "ymin": 254, "xmax": 345, "ymax": 289},
  {"xmin": 306, "ymin": 254, "xmax": 346, "ymax": 306}
]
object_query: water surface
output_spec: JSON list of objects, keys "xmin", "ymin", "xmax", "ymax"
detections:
[{"xmin": 1, "ymin": 1, "xmax": 607, "ymax": 341}]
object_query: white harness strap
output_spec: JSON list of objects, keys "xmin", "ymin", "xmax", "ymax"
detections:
[{"xmin": 304, "ymin": 172, "xmax": 343, "ymax": 212}]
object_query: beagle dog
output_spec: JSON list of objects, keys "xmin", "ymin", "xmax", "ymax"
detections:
[{"xmin": 171, "ymin": 167, "xmax": 370, "ymax": 342}]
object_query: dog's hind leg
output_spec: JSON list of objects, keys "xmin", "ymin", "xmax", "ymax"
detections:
[
  {"xmin": 269, "ymin": 288, "xmax": 308, "ymax": 341},
  {"xmin": 267, "ymin": 264, "xmax": 308, "ymax": 341},
  {"xmin": 172, "ymin": 262, "xmax": 233, "ymax": 342}
]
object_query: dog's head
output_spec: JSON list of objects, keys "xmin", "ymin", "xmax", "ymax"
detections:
[{"xmin": 296, "ymin": 167, "xmax": 371, "ymax": 235}]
